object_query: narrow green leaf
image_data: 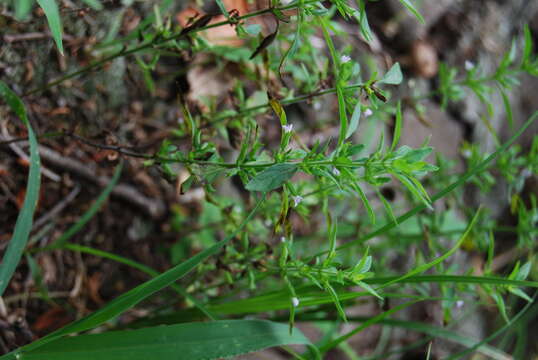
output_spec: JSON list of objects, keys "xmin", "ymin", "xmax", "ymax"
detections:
[
  {"xmin": 362, "ymin": 275, "xmax": 538, "ymax": 288},
  {"xmin": 379, "ymin": 63, "xmax": 403, "ymax": 85},
  {"xmin": 279, "ymin": 7, "xmax": 303, "ymax": 80},
  {"xmin": 7, "ymin": 198, "xmax": 264, "ymax": 356},
  {"xmin": 63, "ymin": 243, "xmax": 218, "ymax": 320},
  {"xmin": 36, "ymin": 0, "xmax": 64, "ymax": 55},
  {"xmin": 398, "ymin": 0, "xmax": 425, "ymax": 24},
  {"xmin": 353, "ymin": 182, "xmax": 375, "ymax": 224},
  {"xmin": 390, "ymin": 101, "xmax": 402, "ymax": 151},
  {"xmin": 498, "ymin": 86, "xmax": 513, "ymax": 128},
  {"xmin": 215, "ymin": 0, "xmax": 230, "ymax": 18},
  {"xmin": 376, "ymin": 188, "xmax": 397, "ymax": 225},
  {"xmin": 22, "ymin": 320, "xmax": 317, "ymax": 360},
  {"xmin": 522, "ymin": 24, "xmax": 533, "ymax": 65},
  {"xmin": 319, "ymin": 16, "xmax": 347, "ymax": 149},
  {"xmin": 46, "ymin": 162, "xmax": 123, "ymax": 250},
  {"xmin": 0, "ymin": 81, "xmax": 41, "ymax": 297},
  {"xmin": 246, "ymin": 163, "xmax": 298, "ymax": 192},
  {"xmin": 345, "ymin": 101, "xmax": 361, "ymax": 139}
]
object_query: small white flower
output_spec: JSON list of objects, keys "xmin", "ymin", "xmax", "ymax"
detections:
[
  {"xmin": 280, "ymin": 236, "xmax": 286, "ymax": 243},
  {"xmin": 465, "ymin": 60, "xmax": 475, "ymax": 71},
  {"xmin": 282, "ymin": 124, "xmax": 293, "ymax": 133},
  {"xmin": 280, "ymin": 0, "xmax": 293, "ymax": 5},
  {"xmin": 291, "ymin": 297, "xmax": 300, "ymax": 307},
  {"xmin": 456, "ymin": 300, "xmax": 464, "ymax": 309},
  {"xmin": 332, "ymin": 167, "xmax": 340, "ymax": 176},
  {"xmin": 314, "ymin": 102, "xmax": 322, "ymax": 111},
  {"xmin": 363, "ymin": 108, "xmax": 373, "ymax": 118},
  {"xmin": 292, "ymin": 195, "xmax": 303, "ymax": 207},
  {"xmin": 340, "ymin": 55, "xmax": 351, "ymax": 63},
  {"xmin": 462, "ymin": 149, "xmax": 472, "ymax": 159}
]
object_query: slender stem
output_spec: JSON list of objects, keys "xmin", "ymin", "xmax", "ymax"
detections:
[{"xmin": 23, "ymin": 0, "xmax": 320, "ymax": 97}]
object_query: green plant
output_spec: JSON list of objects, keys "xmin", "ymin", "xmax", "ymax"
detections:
[{"xmin": 1, "ymin": 0, "xmax": 538, "ymax": 359}]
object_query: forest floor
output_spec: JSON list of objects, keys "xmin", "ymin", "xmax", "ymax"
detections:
[{"xmin": 1, "ymin": 0, "xmax": 537, "ymax": 358}]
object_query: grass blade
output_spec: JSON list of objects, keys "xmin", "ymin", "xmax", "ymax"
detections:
[
  {"xmin": 363, "ymin": 275, "xmax": 538, "ymax": 288},
  {"xmin": 3, "ymin": 196, "xmax": 265, "ymax": 358},
  {"xmin": 36, "ymin": 0, "xmax": 64, "ymax": 55},
  {"xmin": 0, "ymin": 81, "xmax": 41, "ymax": 296},
  {"xmin": 63, "ymin": 243, "xmax": 218, "ymax": 320},
  {"xmin": 21, "ymin": 320, "xmax": 317, "ymax": 360}
]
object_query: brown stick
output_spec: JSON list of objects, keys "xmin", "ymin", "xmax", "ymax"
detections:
[{"xmin": 36, "ymin": 146, "xmax": 166, "ymax": 218}]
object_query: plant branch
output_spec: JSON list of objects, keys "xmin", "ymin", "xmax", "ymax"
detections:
[{"xmin": 23, "ymin": 0, "xmax": 320, "ymax": 97}]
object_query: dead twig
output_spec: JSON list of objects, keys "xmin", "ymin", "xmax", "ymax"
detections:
[
  {"xmin": 32, "ymin": 185, "xmax": 81, "ymax": 231},
  {"xmin": 0, "ymin": 123, "xmax": 61, "ymax": 182},
  {"xmin": 3, "ymin": 32, "xmax": 75, "ymax": 44},
  {"xmin": 36, "ymin": 146, "xmax": 165, "ymax": 218}
]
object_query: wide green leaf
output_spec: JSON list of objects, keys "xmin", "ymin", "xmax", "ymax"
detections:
[
  {"xmin": 21, "ymin": 320, "xmax": 316, "ymax": 360},
  {"xmin": 246, "ymin": 163, "xmax": 298, "ymax": 192},
  {"xmin": 36, "ymin": 0, "xmax": 64, "ymax": 55},
  {"xmin": 0, "ymin": 81, "xmax": 41, "ymax": 296}
]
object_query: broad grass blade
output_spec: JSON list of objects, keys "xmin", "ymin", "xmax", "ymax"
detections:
[
  {"xmin": 22, "ymin": 320, "xmax": 316, "ymax": 360},
  {"xmin": 3, "ymin": 197, "xmax": 265, "ymax": 357}
]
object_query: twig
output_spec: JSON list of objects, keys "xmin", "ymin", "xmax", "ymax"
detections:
[
  {"xmin": 35, "ymin": 146, "xmax": 166, "ymax": 218},
  {"xmin": 0, "ymin": 124, "xmax": 61, "ymax": 182},
  {"xmin": 3, "ymin": 32, "xmax": 75, "ymax": 43},
  {"xmin": 32, "ymin": 185, "xmax": 81, "ymax": 231}
]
